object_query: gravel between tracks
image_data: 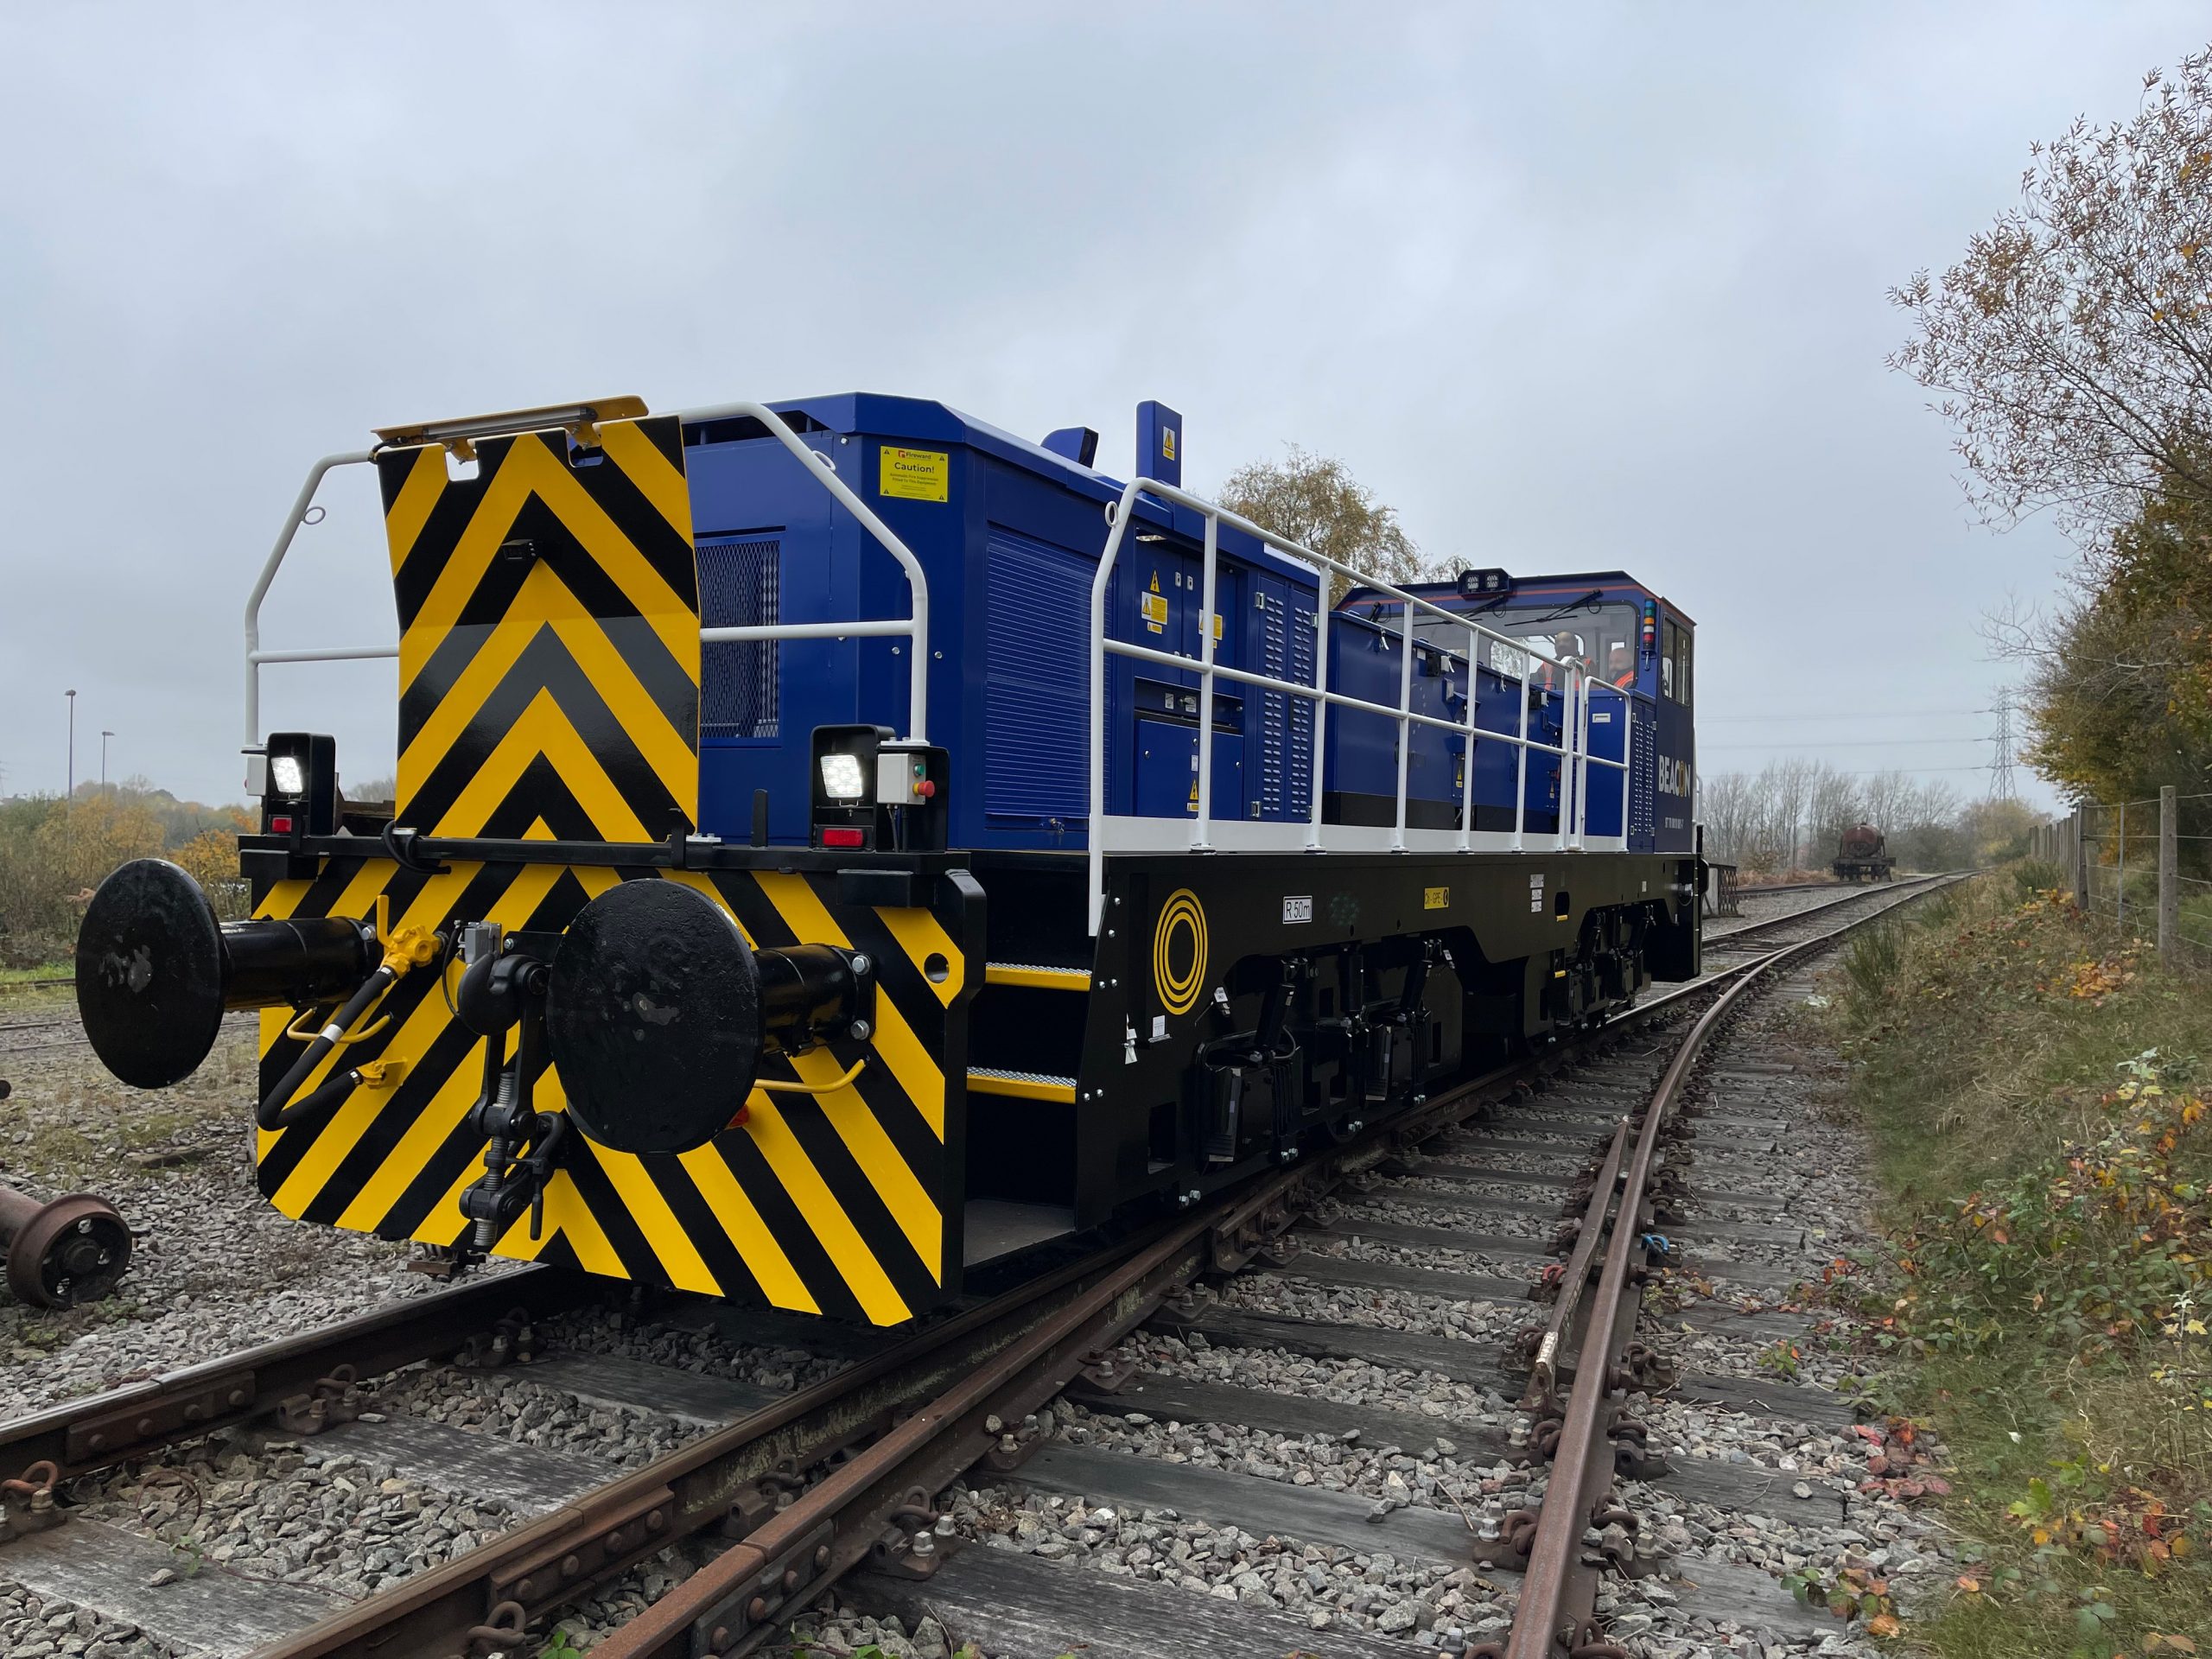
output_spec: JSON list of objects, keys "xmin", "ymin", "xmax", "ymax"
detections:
[
  {"xmin": 0, "ymin": 927, "xmax": 1952, "ymax": 1657},
  {"xmin": 1707, "ymin": 885, "xmax": 1877, "ymax": 940},
  {"xmin": 0, "ymin": 1020, "xmax": 467, "ymax": 1417}
]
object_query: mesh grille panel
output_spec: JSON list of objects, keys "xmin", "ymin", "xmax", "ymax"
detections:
[{"xmin": 698, "ymin": 537, "xmax": 779, "ymax": 739}]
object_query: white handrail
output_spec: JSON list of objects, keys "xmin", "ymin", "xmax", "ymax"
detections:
[
  {"xmin": 677, "ymin": 401, "xmax": 931, "ymax": 743},
  {"xmin": 1086, "ymin": 475, "xmax": 1632, "ymax": 931},
  {"xmin": 242, "ymin": 450, "xmax": 381, "ymax": 779},
  {"xmin": 242, "ymin": 402, "xmax": 938, "ymax": 796}
]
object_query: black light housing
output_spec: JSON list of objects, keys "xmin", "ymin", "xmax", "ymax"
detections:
[
  {"xmin": 809, "ymin": 725, "xmax": 950, "ymax": 852},
  {"xmin": 1456, "ymin": 568, "xmax": 1514, "ymax": 599},
  {"xmin": 264, "ymin": 732, "xmax": 339, "ymax": 836}
]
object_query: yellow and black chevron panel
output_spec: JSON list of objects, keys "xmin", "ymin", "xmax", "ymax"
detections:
[
  {"xmin": 375, "ymin": 416, "xmax": 701, "ymax": 843},
  {"xmin": 251, "ymin": 856, "xmax": 977, "ymax": 1325}
]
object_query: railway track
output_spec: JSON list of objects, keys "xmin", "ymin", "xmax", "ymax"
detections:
[
  {"xmin": 0, "ymin": 1009, "xmax": 254, "ymax": 1062},
  {"xmin": 1703, "ymin": 874, "xmax": 1949, "ymax": 956},
  {"xmin": 0, "ymin": 874, "xmax": 1959, "ymax": 1659}
]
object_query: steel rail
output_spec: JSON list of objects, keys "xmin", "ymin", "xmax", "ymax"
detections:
[
  {"xmin": 577, "ymin": 937, "xmax": 1827, "ymax": 1659},
  {"xmin": 1522, "ymin": 1118, "xmax": 1629, "ymax": 1415},
  {"xmin": 248, "ymin": 1020, "xmax": 1592, "ymax": 1659},
  {"xmin": 0, "ymin": 877, "xmax": 1936, "ymax": 1658},
  {"xmin": 1493, "ymin": 872, "xmax": 1972, "ymax": 1659},
  {"xmin": 0, "ymin": 1265, "xmax": 586, "ymax": 1481},
  {"xmin": 557, "ymin": 874, "xmax": 1959, "ymax": 1659},
  {"xmin": 1705, "ymin": 871, "xmax": 1953, "ymax": 950},
  {"xmin": 251, "ymin": 1219, "xmax": 1217, "ymax": 1659}
]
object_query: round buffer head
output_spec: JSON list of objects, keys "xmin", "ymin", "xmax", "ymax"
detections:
[
  {"xmin": 546, "ymin": 879, "xmax": 762, "ymax": 1155},
  {"xmin": 75, "ymin": 858, "xmax": 227, "ymax": 1090}
]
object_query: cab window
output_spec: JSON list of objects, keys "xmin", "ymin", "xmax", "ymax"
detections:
[{"xmin": 1660, "ymin": 618, "xmax": 1692, "ymax": 705}]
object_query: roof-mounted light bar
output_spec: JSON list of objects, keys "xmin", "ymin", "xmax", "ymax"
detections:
[
  {"xmin": 371, "ymin": 396, "xmax": 650, "ymax": 458},
  {"xmin": 1457, "ymin": 567, "xmax": 1515, "ymax": 598}
]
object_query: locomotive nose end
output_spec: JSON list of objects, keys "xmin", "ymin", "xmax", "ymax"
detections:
[
  {"xmin": 546, "ymin": 880, "xmax": 764, "ymax": 1156},
  {"xmin": 75, "ymin": 858, "xmax": 229, "ymax": 1090}
]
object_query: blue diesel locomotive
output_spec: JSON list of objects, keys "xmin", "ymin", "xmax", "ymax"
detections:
[{"xmin": 73, "ymin": 393, "xmax": 1700, "ymax": 1324}]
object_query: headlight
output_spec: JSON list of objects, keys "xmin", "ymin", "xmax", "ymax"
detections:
[
  {"xmin": 270, "ymin": 754, "xmax": 307, "ymax": 796},
  {"xmin": 818, "ymin": 753, "xmax": 868, "ymax": 801}
]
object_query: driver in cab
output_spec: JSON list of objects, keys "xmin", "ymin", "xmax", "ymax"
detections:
[{"xmin": 1541, "ymin": 631, "xmax": 1584, "ymax": 690}]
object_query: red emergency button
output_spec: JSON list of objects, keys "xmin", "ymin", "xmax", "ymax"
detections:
[{"xmin": 916, "ymin": 779, "xmax": 937, "ymax": 799}]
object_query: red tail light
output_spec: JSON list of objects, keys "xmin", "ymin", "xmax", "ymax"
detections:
[{"xmin": 821, "ymin": 827, "xmax": 866, "ymax": 849}]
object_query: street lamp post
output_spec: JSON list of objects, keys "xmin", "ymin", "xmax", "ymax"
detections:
[
  {"xmin": 66, "ymin": 690, "xmax": 76, "ymax": 802},
  {"xmin": 101, "ymin": 730, "xmax": 114, "ymax": 791}
]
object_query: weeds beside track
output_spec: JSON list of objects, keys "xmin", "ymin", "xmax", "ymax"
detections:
[{"xmin": 1823, "ymin": 865, "xmax": 2212, "ymax": 1657}]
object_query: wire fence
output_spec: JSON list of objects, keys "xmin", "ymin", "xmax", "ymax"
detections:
[{"xmin": 2041, "ymin": 789, "xmax": 2212, "ymax": 963}]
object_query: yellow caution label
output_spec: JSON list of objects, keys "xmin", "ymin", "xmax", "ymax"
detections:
[
  {"xmin": 1141, "ymin": 590, "xmax": 1168, "ymax": 632},
  {"xmin": 1162, "ymin": 426, "xmax": 1177, "ymax": 461},
  {"xmin": 880, "ymin": 446, "xmax": 949, "ymax": 502},
  {"xmin": 1423, "ymin": 886, "xmax": 1449, "ymax": 910},
  {"xmin": 1210, "ymin": 611, "xmax": 1223, "ymax": 641}
]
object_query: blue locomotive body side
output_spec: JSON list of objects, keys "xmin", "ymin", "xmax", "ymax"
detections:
[
  {"xmin": 678, "ymin": 397, "xmax": 1694, "ymax": 855},
  {"xmin": 85, "ymin": 391, "xmax": 1710, "ymax": 1328}
]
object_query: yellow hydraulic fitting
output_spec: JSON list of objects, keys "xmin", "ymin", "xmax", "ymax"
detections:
[{"xmin": 380, "ymin": 924, "xmax": 440, "ymax": 976}]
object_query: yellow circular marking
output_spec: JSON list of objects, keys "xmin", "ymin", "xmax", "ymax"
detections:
[{"xmin": 1152, "ymin": 889, "xmax": 1209, "ymax": 1019}]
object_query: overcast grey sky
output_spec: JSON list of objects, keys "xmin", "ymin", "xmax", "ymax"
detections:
[{"xmin": 1, "ymin": 3, "xmax": 2197, "ymax": 812}]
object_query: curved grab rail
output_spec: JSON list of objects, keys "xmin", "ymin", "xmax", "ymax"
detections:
[
  {"xmin": 675, "ymin": 401, "xmax": 931, "ymax": 743},
  {"xmin": 241, "ymin": 403, "xmax": 935, "ymax": 793}
]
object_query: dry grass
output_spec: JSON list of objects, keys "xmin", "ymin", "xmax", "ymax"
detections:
[{"xmin": 1825, "ymin": 868, "xmax": 2212, "ymax": 1655}]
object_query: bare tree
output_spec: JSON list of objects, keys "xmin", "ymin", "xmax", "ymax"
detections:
[
  {"xmin": 1699, "ymin": 771, "xmax": 1757, "ymax": 864},
  {"xmin": 1889, "ymin": 48, "xmax": 2212, "ymax": 538},
  {"xmin": 1861, "ymin": 768, "xmax": 1916, "ymax": 837},
  {"xmin": 1218, "ymin": 446, "xmax": 1446, "ymax": 602},
  {"xmin": 1806, "ymin": 764, "xmax": 1867, "ymax": 865},
  {"xmin": 1695, "ymin": 758, "xmax": 1992, "ymax": 876},
  {"xmin": 1756, "ymin": 757, "xmax": 1821, "ymax": 871},
  {"xmin": 1893, "ymin": 779, "xmax": 1967, "ymax": 870}
]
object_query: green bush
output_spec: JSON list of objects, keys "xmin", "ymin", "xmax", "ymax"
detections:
[{"xmin": 1840, "ymin": 920, "xmax": 1905, "ymax": 1010}]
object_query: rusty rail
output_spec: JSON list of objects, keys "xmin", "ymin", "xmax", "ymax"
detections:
[
  {"xmin": 1521, "ymin": 1118, "xmax": 1629, "ymax": 1416},
  {"xmin": 0, "ymin": 1264, "xmax": 587, "ymax": 1479},
  {"xmin": 575, "ymin": 968, "xmax": 1792, "ymax": 1657},
  {"xmin": 549, "ymin": 878, "xmax": 1967, "ymax": 1659},
  {"xmin": 7, "ymin": 872, "xmax": 1931, "ymax": 1659},
  {"xmin": 254, "ymin": 1213, "xmax": 1228, "ymax": 1659},
  {"xmin": 1705, "ymin": 871, "xmax": 1952, "ymax": 951},
  {"xmin": 1494, "ymin": 873, "xmax": 1972, "ymax": 1658}
]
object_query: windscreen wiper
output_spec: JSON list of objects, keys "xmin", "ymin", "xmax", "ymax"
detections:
[{"xmin": 1508, "ymin": 588, "xmax": 1605, "ymax": 629}]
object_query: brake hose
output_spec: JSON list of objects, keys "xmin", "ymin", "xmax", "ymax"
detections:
[{"xmin": 259, "ymin": 926, "xmax": 440, "ymax": 1131}]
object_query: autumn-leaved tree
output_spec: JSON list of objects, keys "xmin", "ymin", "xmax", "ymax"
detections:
[
  {"xmin": 1892, "ymin": 46, "xmax": 2212, "ymax": 805},
  {"xmin": 0, "ymin": 789, "xmax": 257, "ymax": 963},
  {"xmin": 172, "ymin": 804, "xmax": 256, "ymax": 919},
  {"xmin": 1890, "ymin": 48, "xmax": 2212, "ymax": 536},
  {"xmin": 1217, "ymin": 446, "xmax": 1447, "ymax": 603}
]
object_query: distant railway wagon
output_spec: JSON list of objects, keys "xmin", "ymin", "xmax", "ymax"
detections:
[
  {"xmin": 73, "ymin": 394, "xmax": 1702, "ymax": 1324},
  {"xmin": 1833, "ymin": 823, "xmax": 1895, "ymax": 882}
]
